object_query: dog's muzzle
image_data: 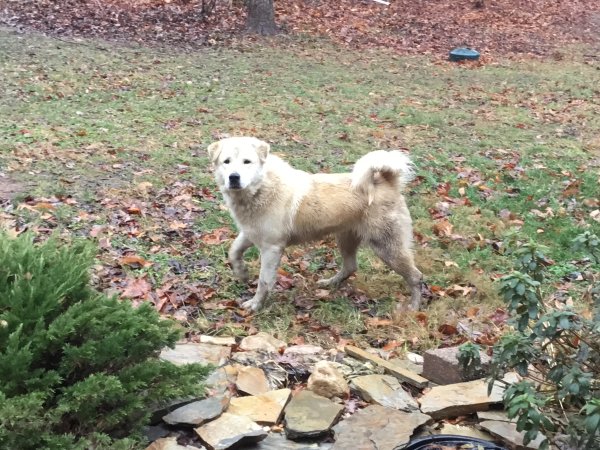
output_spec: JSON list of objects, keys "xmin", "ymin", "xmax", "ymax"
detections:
[{"xmin": 228, "ymin": 173, "xmax": 241, "ymax": 189}]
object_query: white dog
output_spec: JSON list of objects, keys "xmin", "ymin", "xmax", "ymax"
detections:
[{"xmin": 207, "ymin": 137, "xmax": 422, "ymax": 312}]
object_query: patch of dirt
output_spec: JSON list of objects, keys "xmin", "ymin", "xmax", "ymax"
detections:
[
  {"xmin": 0, "ymin": 175, "xmax": 24, "ymax": 201},
  {"xmin": 1, "ymin": 0, "xmax": 599, "ymax": 57}
]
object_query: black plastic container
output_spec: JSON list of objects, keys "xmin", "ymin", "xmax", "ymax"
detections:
[{"xmin": 404, "ymin": 434, "xmax": 507, "ymax": 450}]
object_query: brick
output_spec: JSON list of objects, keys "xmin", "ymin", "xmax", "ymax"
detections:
[{"xmin": 422, "ymin": 346, "xmax": 491, "ymax": 385}]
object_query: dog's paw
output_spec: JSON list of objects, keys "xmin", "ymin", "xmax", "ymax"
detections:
[
  {"xmin": 231, "ymin": 264, "xmax": 249, "ymax": 283},
  {"xmin": 241, "ymin": 297, "xmax": 261, "ymax": 312}
]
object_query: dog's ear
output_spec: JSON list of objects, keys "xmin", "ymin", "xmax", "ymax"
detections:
[
  {"xmin": 256, "ymin": 141, "xmax": 270, "ymax": 162},
  {"xmin": 207, "ymin": 141, "xmax": 222, "ymax": 162}
]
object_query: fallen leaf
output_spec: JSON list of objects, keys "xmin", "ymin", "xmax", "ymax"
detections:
[
  {"xmin": 169, "ymin": 220, "xmax": 187, "ymax": 230},
  {"xmin": 489, "ymin": 308, "xmax": 509, "ymax": 325},
  {"xmin": 433, "ymin": 219, "xmax": 453, "ymax": 237},
  {"xmin": 119, "ymin": 255, "xmax": 152, "ymax": 268},
  {"xmin": 121, "ymin": 277, "xmax": 152, "ymax": 298},
  {"xmin": 561, "ymin": 179, "xmax": 581, "ymax": 197},
  {"xmin": 438, "ymin": 323, "xmax": 458, "ymax": 335},
  {"xmin": 382, "ymin": 339, "xmax": 402, "ymax": 351},
  {"xmin": 366, "ymin": 317, "xmax": 393, "ymax": 328},
  {"xmin": 466, "ymin": 306, "xmax": 480, "ymax": 318},
  {"xmin": 314, "ymin": 289, "xmax": 330, "ymax": 299},
  {"xmin": 415, "ymin": 312, "xmax": 428, "ymax": 326},
  {"xmin": 201, "ymin": 227, "xmax": 230, "ymax": 245}
]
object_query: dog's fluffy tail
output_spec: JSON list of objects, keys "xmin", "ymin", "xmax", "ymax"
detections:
[{"xmin": 351, "ymin": 150, "xmax": 414, "ymax": 205}]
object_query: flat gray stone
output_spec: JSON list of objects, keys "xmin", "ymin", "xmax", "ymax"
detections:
[
  {"xmin": 163, "ymin": 395, "xmax": 229, "ymax": 426},
  {"xmin": 195, "ymin": 413, "xmax": 267, "ymax": 449},
  {"xmin": 332, "ymin": 404, "xmax": 431, "ymax": 450},
  {"xmin": 205, "ymin": 365, "xmax": 239, "ymax": 396},
  {"xmin": 284, "ymin": 345, "xmax": 325, "ymax": 356},
  {"xmin": 143, "ymin": 423, "xmax": 171, "ymax": 443},
  {"xmin": 284, "ymin": 390, "xmax": 344, "ymax": 440},
  {"xmin": 389, "ymin": 358, "xmax": 423, "ymax": 375},
  {"xmin": 480, "ymin": 419, "xmax": 546, "ymax": 450},
  {"xmin": 160, "ymin": 343, "xmax": 231, "ymax": 366},
  {"xmin": 241, "ymin": 433, "xmax": 332, "ymax": 449},
  {"xmin": 419, "ymin": 378, "xmax": 505, "ymax": 419},
  {"xmin": 477, "ymin": 410, "xmax": 515, "ymax": 422},
  {"xmin": 351, "ymin": 374, "xmax": 419, "ymax": 411},
  {"xmin": 150, "ymin": 397, "xmax": 198, "ymax": 424},
  {"xmin": 422, "ymin": 346, "xmax": 491, "ymax": 385}
]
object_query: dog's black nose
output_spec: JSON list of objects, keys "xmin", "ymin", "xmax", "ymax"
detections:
[{"xmin": 229, "ymin": 173, "xmax": 241, "ymax": 184}]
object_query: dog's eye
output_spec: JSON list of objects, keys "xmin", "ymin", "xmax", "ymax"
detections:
[
  {"xmin": 224, "ymin": 159, "xmax": 230, "ymax": 164},
  {"xmin": 243, "ymin": 159, "xmax": 252, "ymax": 165}
]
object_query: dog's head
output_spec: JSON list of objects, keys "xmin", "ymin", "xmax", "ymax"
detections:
[{"xmin": 207, "ymin": 137, "xmax": 270, "ymax": 191}]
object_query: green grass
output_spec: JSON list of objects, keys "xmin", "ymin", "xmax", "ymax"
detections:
[{"xmin": 1, "ymin": 30, "xmax": 599, "ymax": 349}]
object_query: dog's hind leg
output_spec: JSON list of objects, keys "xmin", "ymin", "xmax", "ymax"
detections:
[
  {"xmin": 317, "ymin": 231, "xmax": 361, "ymax": 287},
  {"xmin": 241, "ymin": 244, "xmax": 284, "ymax": 312},
  {"xmin": 229, "ymin": 232, "xmax": 253, "ymax": 282},
  {"xmin": 368, "ymin": 227, "xmax": 423, "ymax": 311}
]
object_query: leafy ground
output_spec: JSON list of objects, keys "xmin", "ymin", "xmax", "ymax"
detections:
[
  {"xmin": 1, "ymin": 27, "xmax": 599, "ymax": 354},
  {"xmin": 3, "ymin": 0, "xmax": 599, "ymax": 57}
]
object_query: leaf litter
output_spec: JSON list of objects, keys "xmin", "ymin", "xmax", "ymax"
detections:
[{"xmin": 3, "ymin": 0, "xmax": 599, "ymax": 57}]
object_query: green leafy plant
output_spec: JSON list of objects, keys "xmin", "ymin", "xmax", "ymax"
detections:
[
  {"xmin": 499, "ymin": 271, "xmax": 542, "ymax": 331},
  {"xmin": 0, "ymin": 233, "xmax": 210, "ymax": 450},
  {"xmin": 572, "ymin": 231, "xmax": 600, "ymax": 263},
  {"xmin": 458, "ymin": 342, "xmax": 484, "ymax": 381},
  {"xmin": 475, "ymin": 236, "xmax": 600, "ymax": 449},
  {"xmin": 512, "ymin": 241, "xmax": 551, "ymax": 282}
]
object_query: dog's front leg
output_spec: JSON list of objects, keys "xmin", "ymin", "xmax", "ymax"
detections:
[
  {"xmin": 229, "ymin": 232, "xmax": 253, "ymax": 282},
  {"xmin": 241, "ymin": 244, "xmax": 283, "ymax": 312}
]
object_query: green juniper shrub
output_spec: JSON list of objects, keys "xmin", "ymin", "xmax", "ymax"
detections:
[
  {"xmin": 0, "ymin": 233, "xmax": 210, "ymax": 450},
  {"xmin": 461, "ymin": 237, "xmax": 600, "ymax": 450}
]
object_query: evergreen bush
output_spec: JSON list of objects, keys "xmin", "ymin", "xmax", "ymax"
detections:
[{"xmin": 0, "ymin": 233, "xmax": 210, "ymax": 449}]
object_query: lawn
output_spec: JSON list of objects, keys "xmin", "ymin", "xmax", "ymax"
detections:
[{"xmin": 1, "ymin": 29, "xmax": 598, "ymax": 350}]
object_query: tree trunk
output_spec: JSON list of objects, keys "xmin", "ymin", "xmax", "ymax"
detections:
[{"xmin": 245, "ymin": 0, "xmax": 278, "ymax": 35}]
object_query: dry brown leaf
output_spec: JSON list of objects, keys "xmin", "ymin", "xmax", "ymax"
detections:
[
  {"xmin": 119, "ymin": 255, "xmax": 152, "ymax": 268},
  {"xmin": 366, "ymin": 317, "xmax": 393, "ymax": 328},
  {"xmin": 433, "ymin": 219, "xmax": 453, "ymax": 237},
  {"xmin": 121, "ymin": 277, "xmax": 152, "ymax": 298},
  {"xmin": 201, "ymin": 227, "xmax": 231, "ymax": 245}
]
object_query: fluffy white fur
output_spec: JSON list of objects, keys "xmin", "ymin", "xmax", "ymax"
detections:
[{"xmin": 207, "ymin": 136, "xmax": 422, "ymax": 312}]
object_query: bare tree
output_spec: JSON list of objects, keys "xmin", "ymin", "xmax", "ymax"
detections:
[{"xmin": 245, "ymin": 0, "xmax": 278, "ymax": 35}]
